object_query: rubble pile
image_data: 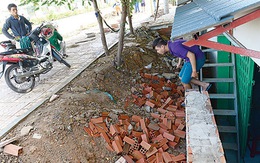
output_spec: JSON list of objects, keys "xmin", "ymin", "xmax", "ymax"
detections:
[{"xmin": 84, "ymin": 72, "xmax": 187, "ymax": 162}]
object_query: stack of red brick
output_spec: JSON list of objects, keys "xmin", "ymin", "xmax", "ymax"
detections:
[{"xmin": 84, "ymin": 73, "xmax": 186, "ymax": 163}]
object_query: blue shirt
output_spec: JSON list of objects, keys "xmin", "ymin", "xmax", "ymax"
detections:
[
  {"xmin": 2, "ymin": 15, "xmax": 32, "ymax": 40},
  {"xmin": 168, "ymin": 39, "xmax": 205, "ymax": 62}
]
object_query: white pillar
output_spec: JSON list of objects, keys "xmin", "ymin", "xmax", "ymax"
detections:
[{"xmin": 164, "ymin": 0, "xmax": 169, "ymax": 14}]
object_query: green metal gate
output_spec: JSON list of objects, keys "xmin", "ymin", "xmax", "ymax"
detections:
[{"xmin": 235, "ymin": 55, "xmax": 255, "ymax": 157}]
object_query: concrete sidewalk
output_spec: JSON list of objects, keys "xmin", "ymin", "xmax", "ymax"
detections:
[{"xmin": 0, "ymin": 12, "xmax": 151, "ymax": 138}]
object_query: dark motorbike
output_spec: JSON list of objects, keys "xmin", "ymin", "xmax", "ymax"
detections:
[{"xmin": 0, "ymin": 23, "xmax": 71, "ymax": 93}]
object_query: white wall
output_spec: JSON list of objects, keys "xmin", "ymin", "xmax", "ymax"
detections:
[{"xmin": 233, "ymin": 8, "xmax": 260, "ymax": 66}]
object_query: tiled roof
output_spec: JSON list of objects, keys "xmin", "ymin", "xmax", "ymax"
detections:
[{"xmin": 171, "ymin": 0, "xmax": 260, "ymax": 40}]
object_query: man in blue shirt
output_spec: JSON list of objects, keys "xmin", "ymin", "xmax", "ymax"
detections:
[
  {"xmin": 2, "ymin": 3, "xmax": 32, "ymax": 47},
  {"xmin": 153, "ymin": 37, "xmax": 212, "ymax": 91}
]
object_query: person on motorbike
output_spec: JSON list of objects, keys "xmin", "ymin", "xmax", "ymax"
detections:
[
  {"xmin": 42, "ymin": 27, "xmax": 68, "ymax": 58},
  {"xmin": 2, "ymin": 3, "xmax": 32, "ymax": 49}
]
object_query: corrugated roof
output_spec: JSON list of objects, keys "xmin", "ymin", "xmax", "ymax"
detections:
[{"xmin": 171, "ymin": 0, "xmax": 260, "ymax": 40}]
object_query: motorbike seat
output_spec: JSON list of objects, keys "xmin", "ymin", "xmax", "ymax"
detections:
[
  {"xmin": 0, "ymin": 40, "xmax": 12, "ymax": 44},
  {"xmin": 0, "ymin": 48, "xmax": 33, "ymax": 56}
]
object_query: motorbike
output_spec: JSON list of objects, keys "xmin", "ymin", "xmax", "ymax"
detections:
[
  {"xmin": 0, "ymin": 40, "xmax": 16, "ymax": 51},
  {"xmin": 0, "ymin": 23, "xmax": 71, "ymax": 93}
]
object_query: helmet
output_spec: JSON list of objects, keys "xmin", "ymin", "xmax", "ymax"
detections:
[{"xmin": 41, "ymin": 27, "xmax": 53, "ymax": 38}]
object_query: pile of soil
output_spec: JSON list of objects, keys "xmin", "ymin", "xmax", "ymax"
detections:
[{"xmin": 0, "ymin": 26, "xmax": 185, "ymax": 163}]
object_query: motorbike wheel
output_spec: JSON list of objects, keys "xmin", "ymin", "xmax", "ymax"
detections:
[
  {"xmin": 60, "ymin": 58, "xmax": 71, "ymax": 68},
  {"xmin": 5, "ymin": 64, "xmax": 35, "ymax": 93}
]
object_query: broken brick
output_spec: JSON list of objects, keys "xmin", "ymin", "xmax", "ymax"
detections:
[
  {"xmin": 162, "ymin": 143, "xmax": 169, "ymax": 151},
  {"xmin": 157, "ymin": 108, "xmax": 167, "ymax": 114},
  {"xmin": 177, "ymin": 123, "xmax": 185, "ymax": 130},
  {"xmin": 3, "ymin": 144, "xmax": 23, "ymax": 156},
  {"xmin": 141, "ymin": 134, "xmax": 149, "ymax": 143},
  {"xmin": 176, "ymin": 110, "xmax": 185, "ymax": 118},
  {"xmin": 136, "ymin": 158, "xmax": 147, "ymax": 163},
  {"xmin": 114, "ymin": 135, "xmax": 123, "ymax": 146},
  {"xmin": 110, "ymin": 125, "xmax": 120, "ymax": 136}
]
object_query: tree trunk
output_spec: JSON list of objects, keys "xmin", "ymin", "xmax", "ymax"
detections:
[
  {"xmin": 127, "ymin": 0, "xmax": 134, "ymax": 35},
  {"xmin": 154, "ymin": 0, "xmax": 160, "ymax": 21},
  {"xmin": 92, "ymin": 0, "xmax": 109, "ymax": 55},
  {"xmin": 164, "ymin": 0, "xmax": 169, "ymax": 14},
  {"xmin": 116, "ymin": 0, "xmax": 128, "ymax": 66}
]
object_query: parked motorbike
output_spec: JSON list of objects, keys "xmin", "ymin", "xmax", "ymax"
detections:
[{"xmin": 0, "ymin": 23, "xmax": 71, "ymax": 93}]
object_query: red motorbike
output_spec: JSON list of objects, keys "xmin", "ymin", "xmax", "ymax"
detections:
[{"xmin": 0, "ymin": 23, "xmax": 70, "ymax": 93}]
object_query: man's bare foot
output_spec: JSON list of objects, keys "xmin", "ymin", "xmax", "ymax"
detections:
[{"xmin": 202, "ymin": 83, "xmax": 212, "ymax": 91}]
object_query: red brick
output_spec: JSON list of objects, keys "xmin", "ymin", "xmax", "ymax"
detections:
[
  {"xmin": 161, "ymin": 91, "xmax": 169, "ymax": 98},
  {"xmin": 132, "ymin": 131, "xmax": 143, "ymax": 138},
  {"xmin": 136, "ymin": 158, "xmax": 147, "ymax": 163},
  {"xmin": 123, "ymin": 136, "xmax": 135, "ymax": 145},
  {"xmin": 132, "ymin": 150, "xmax": 145, "ymax": 160},
  {"xmin": 140, "ymin": 119, "xmax": 146, "ymax": 131},
  {"xmin": 158, "ymin": 138, "xmax": 168, "ymax": 147},
  {"xmin": 167, "ymin": 120, "xmax": 172, "ymax": 129},
  {"xmin": 146, "ymin": 147, "xmax": 158, "ymax": 158},
  {"xmin": 162, "ymin": 152, "xmax": 173, "ymax": 163},
  {"xmin": 115, "ymin": 135, "xmax": 123, "ymax": 146},
  {"xmin": 165, "ymin": 97, "xmax": 173, "ymax": 105},
  {"xmin": 147, "ymin": 155, "xmax": 156, "ymax": 162},
  {"xmin": 112, "ymin": 140, "xmax": 123, "ymax": 154},
  {"xmin": 158, "ymin": 108, "xmax": 167, "ymax": 114},
  {"xmin": 106, "ymin": 143, "xmax": 114, "ymax": 152},
  {"xmin": 163, "ymin": 132, "xmax": 175, "ymax": 141},
  {"xmin": 144, "ymin": 86, "xmax": 153, "ymax": 93},
  {"xmin": 140, "ymin": 140, "xmax": 151, "ymax": 150},
  {"xmin": 156, "ymin": 152, "xmax": 164, "ymax": 163},
  {"xmin": 119, "ymin": 114, "xmax": 130, "ymax": 121},
  {"xmin": 83, "ymin": 126, "xmax": 93, "ymax": 136},
  {"xmin": 176, "ymin": 110, "xmax": 185, "ymax": 118},
  {"xmin": 158, "ymin": 123, "xmax": 168, "ymax": 130},
  {"xmin": 100, "ymin": 132, "xmax": 111, "ymax": 144},
  {"xmin": 175, "ymin": 118, "xmax": 182, "ymax": 126},
  {"xmin": 143, "ymin": 73, "xmax": 152, "ymax": 79},
  {"xmin": 177, "ymin": 123, "xmax": 185, "ymax": 130},
  {"xmin": 158, "ymin": 147, "xmax": 164, "ymax": 153},
  {"xmin": 141, "ymin": 134, "xmax": 148, "ymax": 142},
  {"xmin": 90, "ymin": 117, "xmax": 104, "ymax": 124},
  {"xmin": 96, "ymin": 123, "xmax": 109, "ymax": 132},
  {"xmin": 123, "ymin": 155, "xmax": 134, "ymax": 163},
  {"xmin": 145, "ymin": 101, "xmax": 155, "ymax": 108},
  {"xmin": 174, "ymin": 136, "xmax": 181, "ymax": 143},
  {"xmin": 171, "ymin": 153, "xmax": 186, "ymax": 162},
  {"xmin": 101, "ymin": 112, "xmax": 109, "ymax": 117},
  {"xmin": 151, "ymin": 113, "xmax": 160, "ymax": 119},
  {"xmin": 166, "ymin": 105, "xmax": 178, "ymax": 112},
  {"xmin": 168, "ymin": 141, "xmax": 177, "ymax": 149},
  {"xmin": 132, "ymin": 115, "xmax": 142, "ymax": 122},
  {"xmin": 89, "ymin": 122, "xmax": 99, "ymax": 134},
  {"xmin": 162, "ymin": 143, "xmax": 169, "ymax": 151},
  {"xmin": 174, "ymin": 130, "xmax": 186, "ymax": 138},
  {"xmin": 148, "ymin": 123, "xmax": 160, "ymax": 131},
  {"xmin": 152, "ymin": 134, "xmax": 163, "ymax": 142},
  {"xmin": 3, "ymin": 144, "xmax": 23, "ymax": 156},
  {"xmin": 110, "ymin": 124, "xmax": 120, "ymax": 135}
]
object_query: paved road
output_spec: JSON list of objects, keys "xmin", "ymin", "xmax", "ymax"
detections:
[{"xmin": 0, "ymin": 11, "xmax": 150, "ymax": 138}]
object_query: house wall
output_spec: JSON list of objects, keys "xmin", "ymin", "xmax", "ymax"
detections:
[{"xmin": 233, "ymin": 9, "xmax": 260, "ymax": 66}]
